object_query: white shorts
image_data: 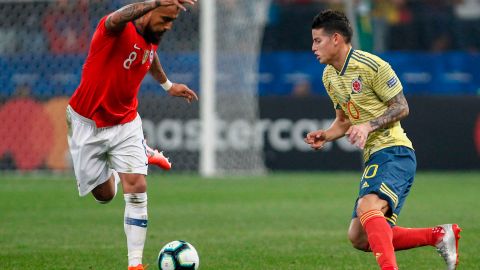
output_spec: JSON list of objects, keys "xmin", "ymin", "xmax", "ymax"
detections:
[{"xmin": 66, "ymin": 105, "xmax": 148, "ymax": 196}]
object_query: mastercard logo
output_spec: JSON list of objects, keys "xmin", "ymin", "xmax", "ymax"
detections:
[{"xmin": 0, "ymin": 97, "xmax": 70, "ymax": 170}]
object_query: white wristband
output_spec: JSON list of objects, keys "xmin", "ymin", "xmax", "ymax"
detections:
[{"xmin": 161, "ymin": 79, "xmax": 173, "ymax": 91}]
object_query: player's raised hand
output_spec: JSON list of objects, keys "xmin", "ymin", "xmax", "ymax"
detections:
[
  {"xmin": 158, "ymin": 0, "xmax": 197, "ymax": 11},
  {"xmin": 168, "ymin": 83, "xmax": 199, "ymax": 103},
  {"xmin": 345, "ymin": 123, "xmax": 372, "ymax": 149},
  {"xmin": 305, "ymin": 130, "xmax": 327, "ymax": 150}
]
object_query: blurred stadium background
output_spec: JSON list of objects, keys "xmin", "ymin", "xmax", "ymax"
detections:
[
  {"xmin": 0, "ymin": 0, "xmax": 480, "ymax": 269},
  {"xmin": 0, "ymin": 0, "xmax": 478, "ymax": 173}
]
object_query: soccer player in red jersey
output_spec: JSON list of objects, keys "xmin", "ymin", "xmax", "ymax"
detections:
[
  {"xmin": 304, "ymin": 10, "xmax": 461, "ymax": 270},
  {"xmin": 66, "ymin": 1, "xmax": 197, "ymax": 269}
]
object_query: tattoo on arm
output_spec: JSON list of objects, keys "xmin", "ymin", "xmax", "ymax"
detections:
[
  {"xmin": 105, "ymin": 0, "xmax": 162, "ymax": 32},
  {"xmin": 369, "ymin": 91, "xmax": 409, "ymax": 131}
]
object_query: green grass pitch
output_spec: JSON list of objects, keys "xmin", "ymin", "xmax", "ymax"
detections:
[{"xmin": 1, "ymin": 172, "xmax": 479, "ymax": 269}]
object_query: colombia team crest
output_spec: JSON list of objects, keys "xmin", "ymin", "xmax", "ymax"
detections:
[{"xmin": 351, "ymin": 76, "xmax": 363, "ymax": 94}]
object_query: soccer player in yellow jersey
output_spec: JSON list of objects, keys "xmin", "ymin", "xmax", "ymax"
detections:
[{"xmin": 304, "ymin": 10, "xmax": 461, "ymax": 270}]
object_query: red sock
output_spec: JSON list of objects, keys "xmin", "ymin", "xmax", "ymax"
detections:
[
  {"xmin": 392, "ymin": 226, "xmax": 443, "ymax": 250},
  {"xmin": 360, "ymin": 210, "xmax": 398, "ymax": 270}
]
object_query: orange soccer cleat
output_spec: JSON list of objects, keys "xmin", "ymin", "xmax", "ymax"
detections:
[
  {"xmin": 128, "ymin": 264, "xmax": 147, "ymax": 270},
  {"xmin": 145, "ymin": 144, "xmax": 172, "ymax": 170}
]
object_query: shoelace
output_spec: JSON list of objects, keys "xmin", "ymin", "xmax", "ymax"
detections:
[{"xmin": 433, "ymin": 226, "xmax": 445, "ymax": 244}]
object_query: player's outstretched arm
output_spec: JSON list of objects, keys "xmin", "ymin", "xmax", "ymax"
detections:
[
  {"xmin": 150, "ymin": 53, "xmax": 169, "ymax": 85},
  {"xmin": 105, "ymin": 0, "xmax": 197, "ymax": 32}
]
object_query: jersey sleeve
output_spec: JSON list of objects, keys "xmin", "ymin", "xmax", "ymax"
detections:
[
  {"xmin": 88, "ymin": 15, "xmax": 120, "ymax": 55},
  {"xmin": 96, "ymin": 15, "xmax": 118, "ymax": 37},
  {"xmin": 322, "ymin": 68, "xmax": 342, "ymax": 110},
  {"xmin": 372, "ymin": 63, "xmax": 403, "ymax": 102}
]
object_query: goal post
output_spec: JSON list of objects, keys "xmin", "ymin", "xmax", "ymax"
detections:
[
  {"xmin": 200, "ymin": 0, "xmax": 216, "ymax": 177},
  {"xmin": 200, "ymin": 0, "xmax": 272, "ymax": 176}
]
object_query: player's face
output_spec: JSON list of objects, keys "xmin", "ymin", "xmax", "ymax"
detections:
[
  {"xmin": 312, "ymin": 28, "xmax": 338, "ymax": 65},
  {"xmin": 145, "ymin": 6, "xmax": 180, "ymax": 44}
]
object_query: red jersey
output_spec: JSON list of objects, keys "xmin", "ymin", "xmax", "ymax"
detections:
[{"xmin": 69, "ymin": 16, "xmax": 158, "ymax": 127}]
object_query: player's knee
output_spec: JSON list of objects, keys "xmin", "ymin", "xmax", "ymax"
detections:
[
  {"xmin": 121, "ymin": 174, "xmax": 147, "ymax": 193},
  {"xmin": 356, "ymin": 194, "xmax": 388, "ymax": 217},
  {"xmin": 91, "ymin": 182, "xmax": 116, "ymax": 204},
  {"xmin": 349, "ymin": 238, "xmax": 370, "ymax": 251},
  {"xmin": 123, "ymin": 180, "xmax": 146, "ymax": 193},
  {"xmin": 348, "ymin": 228, "xmax": 370, "ymax": 251}
]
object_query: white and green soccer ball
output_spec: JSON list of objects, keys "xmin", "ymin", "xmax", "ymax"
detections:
[{"xmin": 158, "ymin": 240, "xmax": 199, "ymax": 270}]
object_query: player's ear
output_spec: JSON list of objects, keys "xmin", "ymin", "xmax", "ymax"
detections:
[{"xmin": 332, "ymin": 32, "xmax": 340, "ymax": 44}]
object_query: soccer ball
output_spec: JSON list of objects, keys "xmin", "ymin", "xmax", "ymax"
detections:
[{"xmin": 158, "ymin": 240, "xmax": 199, "ymax": 270}]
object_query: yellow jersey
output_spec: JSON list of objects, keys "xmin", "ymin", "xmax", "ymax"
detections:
[{"xmin": 322, "ymin": 48, "xmax": 413, "ymax": 161}]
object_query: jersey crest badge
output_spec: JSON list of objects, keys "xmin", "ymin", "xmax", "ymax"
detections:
[
  {"xmin": 149, "ymin": 50, "xmax": 154, "ymax": 63},
  {"xmin": 351, "ymin": 76, "xmax": 363, "ymax": 94},
  {"xmin": 142, "ymin": 50, "xmax": 150, "ymax": 64}
]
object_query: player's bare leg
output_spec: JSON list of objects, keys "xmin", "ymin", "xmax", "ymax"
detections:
[
  {"xmin": 120, "ymin": 173, "xmax": 148, "ymax": 270},
  {"xmin": 91, "ymin": 170, "xmax": 120, "ymax": 203},
  {"xmin": 348, "ymin": 218, "xmax": 370, "ymax": 251}
]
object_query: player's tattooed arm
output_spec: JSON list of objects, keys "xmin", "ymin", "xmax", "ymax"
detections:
[
  {"xmin": 369, "ymin": 91, "xmax": 409, "ymax": 131},
  {"xmin": 105, "ymin": 1, "xmax": 162, "ymax": 32},
  {"xmin": 105, "ymin": 0, "xmax": 195, "ymax": 32}
]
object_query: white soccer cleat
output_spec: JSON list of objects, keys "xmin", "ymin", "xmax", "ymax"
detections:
[{"xmin": 435, "ymin": 224, "xmax": 461, "ymax": 270}]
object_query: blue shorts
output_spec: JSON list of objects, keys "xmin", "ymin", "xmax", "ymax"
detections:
[{"xmin": 352, "ymin": 146, "xmax": 416, "ymax": 226}]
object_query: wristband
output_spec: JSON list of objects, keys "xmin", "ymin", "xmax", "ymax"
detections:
[{"xmin": 161, "ymin": 79, "xmax": 173, "ymax": 91}]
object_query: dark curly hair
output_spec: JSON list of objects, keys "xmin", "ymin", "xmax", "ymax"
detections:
[{"xmin": 312, "ymin": 9, "xmax": 353, "ymax": 43}]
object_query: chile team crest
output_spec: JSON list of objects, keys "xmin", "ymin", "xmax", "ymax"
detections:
[
  {"xmin": 142, "ymin": 49, "xmax": 155, "ymax": 64},
  {"xmin": 351, "ymin": 76, "xmax": 363, "ymax": 94},
  {"xmin": 142, "ymin": 50, "xmax": 150, "ymax": 64}
]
